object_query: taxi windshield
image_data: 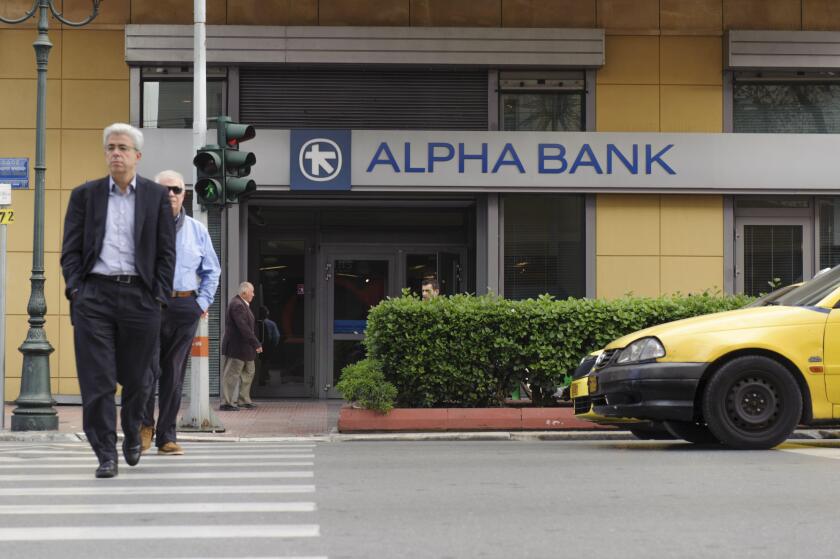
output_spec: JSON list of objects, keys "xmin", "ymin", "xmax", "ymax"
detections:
[{"xmin": 773, "ymin": 265, "xmax": 840, "ymax": 307}]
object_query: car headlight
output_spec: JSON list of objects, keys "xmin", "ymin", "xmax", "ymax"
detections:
[
  {"xmin": 594, "ymin": 351, "xmax": 610, "ymax": 368},
  {"xmin": 616, "ymin": 337, "xmax": 665, "ymax": 364}
]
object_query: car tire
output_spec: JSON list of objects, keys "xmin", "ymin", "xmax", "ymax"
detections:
[
  {"xmin": 701, "ymin": 355, "xmax": 802, "ymax": 450},
  {"xmin": 629, "ymin": 422, "xmax": 676, "ymax": 440},
  {"xmin": 663, "ymin": 420, "xmax": 719, "ymax": 444}
]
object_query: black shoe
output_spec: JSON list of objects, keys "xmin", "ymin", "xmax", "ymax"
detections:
[
  {"xmin": 95, "ymin": 459, "xmax": 118, "ymax": 478},
  {"xmin": 219, "ymin": 404, "xmax": 239, "ymax": 411},
  {"xmin": 239, "ymin": 402, "xmax": 257, "ymax": 409},
  {"xmin": 122, "ymin": 439, "xmax": 141, "ymax": 467}
]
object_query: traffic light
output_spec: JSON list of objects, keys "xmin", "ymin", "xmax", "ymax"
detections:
[
  {"xmin": 193, "ymin": 145, "xmax": 224, "ymax": 206},
  {"xmin": 217, "ymin": 116, "xmax": 256, "ymax": 203},
  {"xmin": 192, "ymin": 117, "xmax": 256, "ymax": 207}
]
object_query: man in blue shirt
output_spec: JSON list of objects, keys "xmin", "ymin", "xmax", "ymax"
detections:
[{"xmin": 140, "ymin": 170, "xmax": 221, "ymax": 456}]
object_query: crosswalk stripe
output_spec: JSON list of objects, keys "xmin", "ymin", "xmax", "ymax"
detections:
[
  {"xmin": 2, "ymin": 448, "xmax": 315, "ymax": 456},
  {"xmin": 175, "ymin": 442, "xmax": 318, "ymax": 449},
  {"xmin": 0, "ymin": 524, "xmax": 320, "ymax": 541},
  {"xmin": 0, "ymin": 471, "xmax": 313, "ymax": 481},
  {"xmin": 0, "ymin": 453, "xmax": 315, "ymax": 462},
  {"xmin": 0, "ymin": 502, "xmax": 316, "ymax": 515},
  {"xmin": 0, "ymin": 484, "xmax": 316, "ymax": 496},
  {"xmin": 1, "ymin": 443, "xmax": 316, "ymax": 449},
  {"xmin": 0, "ymin": 461, "xmax": 315, "ymax": 469}
]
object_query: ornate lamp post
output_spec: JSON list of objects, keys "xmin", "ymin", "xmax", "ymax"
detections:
[{"xmin": 1, "ymin": 1, "xmax": 101, "ymax": 431}]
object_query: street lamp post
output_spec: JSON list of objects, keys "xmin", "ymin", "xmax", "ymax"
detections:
[{"xmin": 0, "ymin": 1, "xmax": 101, "ymax": 431}]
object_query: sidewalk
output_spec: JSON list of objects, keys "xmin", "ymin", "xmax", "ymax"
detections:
[
  {"xmin": 2, "ymin": 399, "xmax": 345, "ymax": 439},
  {"xmin": 5, "ymin": 401, "xmax": 840, "ymax": 442}
]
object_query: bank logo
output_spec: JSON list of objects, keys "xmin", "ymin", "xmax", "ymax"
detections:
[
  {"xmin": 300, "ymin": 138, "xmax": 342, "ymax": 182},
  {"xmin": 290, "ymin": 130, "xmax": 351, "ymax": 190}
]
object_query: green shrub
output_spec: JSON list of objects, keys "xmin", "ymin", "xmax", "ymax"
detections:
[
  {"xmin": 364, "ymin": 291, "xmax": 753, "ymax": 408},
  {"xmin": 335, "ymin": 358, "xmax": 397, "ymax": 413}
]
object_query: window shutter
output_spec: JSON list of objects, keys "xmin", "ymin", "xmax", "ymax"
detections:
[{"xmin": 240, "ymin": 67, "xmax": 488, "ymax": 130}]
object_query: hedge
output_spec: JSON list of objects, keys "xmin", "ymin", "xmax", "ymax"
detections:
[
  {"xmin": 335, "ymin": 358, "xmax": 397, "ymax": 413},
  {"xmin": 362, "ymin": 292, "xmax": 753, "ymax": 408}
]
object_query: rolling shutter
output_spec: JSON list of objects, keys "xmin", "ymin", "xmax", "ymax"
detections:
[
  {"xmin": 181, "ymin": 194, "xmax": 222, "ymax": 398},
  {"xmin": 240, "ymin": 67, "xmax": 488, "ymax": 130}
]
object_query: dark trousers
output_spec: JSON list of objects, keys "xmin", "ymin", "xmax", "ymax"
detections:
[
  {"xmin": 143, "ymin": 295, "xmax": 202, "ymax": 447},
  {"xmin": 72, "ymin": 277, "xmax": 161, "ymax": 463}
]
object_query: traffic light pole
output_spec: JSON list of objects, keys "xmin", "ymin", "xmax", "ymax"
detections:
[{"xmin": 180, "ymin": 0, "xmax": 223, "ymax": 433}]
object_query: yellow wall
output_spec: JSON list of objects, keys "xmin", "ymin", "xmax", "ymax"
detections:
[
  {"xmin": 594, "ymin": 10, "xmax": 725, "ymax": 298},
  {"xmin": 0, "ymin": 0, "xmax": 834, "ymax": 397},
  {"xmin": 0, "ymin": 1, "xmax": 129, "ymax": 398},
  {"xmin": 596, "ymin": 195, "xmax": 724, "ymax": 298}
]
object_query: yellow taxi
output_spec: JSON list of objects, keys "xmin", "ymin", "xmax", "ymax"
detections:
[{"xmin": 571, "ymin": 268, "xmax": 840, "ymax": 449}]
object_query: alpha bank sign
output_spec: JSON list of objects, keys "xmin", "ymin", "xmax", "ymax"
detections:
[{"xmin": 288, "ymin": 130, "xmax": 840, "ymax": 192}]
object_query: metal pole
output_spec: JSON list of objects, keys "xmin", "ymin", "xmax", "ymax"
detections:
[
  {"xmin": 180, "ymin": 0, "xmax": 223, "ymax": 431},
  {"xmin": 12, "ymin": 1, "xmax": 57, "ymax": 430},
  {"xmin": 0, "ymin": 216, "xmax": 6, "ymax": 430}
]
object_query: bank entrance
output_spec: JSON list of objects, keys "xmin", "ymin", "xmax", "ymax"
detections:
[{"xmin": 246, "ymin": 199, "xmax": 475, "ymax": 399}]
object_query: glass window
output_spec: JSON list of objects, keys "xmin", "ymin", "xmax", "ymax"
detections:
[
  {"xmin": 141, "ymin": 67, "xmax": 226, "ymax": 129},
  {"xmin": 501, "ymin": 92, "xmax": 583, "ymax": 131},
  {"xmin": 500, "ymin": 72, "xmax": 585, "ymax": 131},
  {"xmin": 742, "ymin": 224, "xmax": 804, "ymax": 296},
  {"xmin": 143, "ymin": 81, "xmax": 224, "ymax": 128},
  {"xmin": 819, "ymin": 198, "xmax": 840, "ymax": 270},
  {"xmin": 734, "ymin": 82, "xmax": 840, "ymax": 133},
  {"xmin": 503, "ymin": 195, "xmax": 585, "ymax": 300}
]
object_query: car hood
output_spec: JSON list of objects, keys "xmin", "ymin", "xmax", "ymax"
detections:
[{"xmin": 606, "ymin": 305, "xmax": 829, "ymax": 349}]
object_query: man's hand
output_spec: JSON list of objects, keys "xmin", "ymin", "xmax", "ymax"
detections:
[{"xmin": 256, "ymin": 346, "xmax": 263, "ymax": 354}]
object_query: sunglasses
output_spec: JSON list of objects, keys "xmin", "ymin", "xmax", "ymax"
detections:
[{"xmin": 167, "ymin": 186, "xmax": 184, "ymax": 195}]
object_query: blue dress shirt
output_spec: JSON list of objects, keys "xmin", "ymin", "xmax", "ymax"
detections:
[
  {"xmin": 91, "ymin": 177, "xmax": 137, "ymax": 276},
  {"xmin": 173, "ymin": 211, "xmax": 221, "ymax": 311}
]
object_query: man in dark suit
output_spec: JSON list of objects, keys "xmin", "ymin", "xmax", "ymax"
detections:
[
  {"xmin": 220, "ymin": 282, "xmax": 263, "ymax": 411},
  {"xmin": 61, "ymin": 123, "xmax": 176, "ymax": 478}
]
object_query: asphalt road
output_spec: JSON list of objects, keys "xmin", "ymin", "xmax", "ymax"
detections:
[{"xmin": 1, "ymin": 438, "xmax": 839, "ymax": 559}]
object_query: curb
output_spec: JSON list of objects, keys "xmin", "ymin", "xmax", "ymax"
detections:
[
  {"xmin": 2, "ymin": 429, "xmax": 839, "ymax": 444},
  {"xmin": 0, "ymin": 432, "xmax": 84, "ymax": 443},
  {"xmin": 337, "ymin": 406, "xmax": 610, "ymax": 433}
]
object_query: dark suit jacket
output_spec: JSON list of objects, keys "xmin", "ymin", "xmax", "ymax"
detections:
[
  {"xmin": 60, "ymin": 175, "xmax": 176, "ymax": 304},
  {"xmin": 222, "ymin": 295, "xmax": 262, "ymax": 361}
]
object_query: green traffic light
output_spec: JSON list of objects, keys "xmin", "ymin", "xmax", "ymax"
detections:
[{"xmin": 195, "ymin": 178, "xmax": 223, "ymax": 204}]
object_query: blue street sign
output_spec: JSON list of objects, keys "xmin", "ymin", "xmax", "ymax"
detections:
[
  {"xmin": 0, "ymin": 158, "xmax": 29, "ymax": 189},
  {"xmin": 290, "ymin": 130, "xmax": 351, "ymax": 191}
]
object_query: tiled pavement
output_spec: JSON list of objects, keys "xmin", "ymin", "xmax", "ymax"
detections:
[{"xmin": 2, "ymin": 400, "xmax": 344, "ymax": 438}]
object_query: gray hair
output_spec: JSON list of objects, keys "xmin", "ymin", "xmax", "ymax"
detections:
[
  {"xmin": 239, "ymin": 281, "xmax": 253, "ymax": 294},
  {"xmin": 154, "ymin": 169, "xmax": 185, "ymax": 187},
  {"xmin": 103, "ymin": 123, "xmax": 144, "ymax": 152}
]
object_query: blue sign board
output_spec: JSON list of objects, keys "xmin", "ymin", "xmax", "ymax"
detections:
[
  {"xmin": 290, "ymin": 130, "xmax": 351, "ymax": 191},
  {"xmin": 0, "ymin": 158, "xmax": 29, "ymax": 189}
]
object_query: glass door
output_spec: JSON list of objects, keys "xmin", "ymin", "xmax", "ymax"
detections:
[
  {"xmin": 736, "ymin": 217, "xmax": 813, "ymax": 296},
  {"xmin": 404, "ymin": 250, "xmax": 466, "ymax": 296},
  {"xmin": 323, "ymin": 252, "xmax": 395, "ymax": 398},
  {"xmin": 252, "ymin": 239, "xmax": 313, "ymax": 398}
]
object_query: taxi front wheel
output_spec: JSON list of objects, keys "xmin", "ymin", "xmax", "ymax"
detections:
[{"xmin": 702, "ymin": 356, "xmax": 802, "ymax": 450}]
